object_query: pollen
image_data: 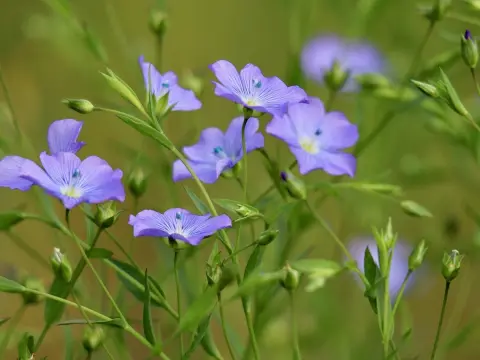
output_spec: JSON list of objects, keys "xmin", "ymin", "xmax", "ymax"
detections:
[
  {"xmin": 299, "ymin": 137, "xmax": 319, "ymax": 154},
  {"xmin": 60, "ymin": 185, "xmax": 82, "ymax": 199}
]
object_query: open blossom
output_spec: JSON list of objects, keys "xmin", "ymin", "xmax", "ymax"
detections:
[
  {"xmin": 172, "ymin": 116, "xmax": 264, "ymax": 183},
  {"xmin": 301, "ymin": 34, "xmax": 385, "ymax": 92},
  {"xmin": 266, "ymin": 99, "xmax": 358, "ymax": 176},
  {"xmin": 139, "ymin": 56, "xmax": 202, "ymax": 111},
  {"xmin": 209, "ymin": 60, "xmax": 308, "ymax": 116},
  {"xmin": 347, "ymin": 236, "xmax": 414, "ymax": 298},
  {"xmin": 18, "ymin": 152, "xmax": 125, "ymax": 209},
  {"xmin": 129, "ymin": 208, "xmax": 232, "ymax": 245},
  {"xmin": 0, "ymin": 119, "xmax": 85, "ymax": 190}
]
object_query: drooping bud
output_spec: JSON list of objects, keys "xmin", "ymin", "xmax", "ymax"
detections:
[
  {"xmin": 20, "ymin": 276, "xmax": 45, "ymax": 305},
  {"xmin": 408, "ymin": 239, "xmax": 428, "ymax": 271},
  {"xmin": 411, "ymin": 80, "xmax": 439, "ymax": 98},
  {"xmin": 442, "ymin": 249, "xmax": 464, "ymax": 282},
  {"xmin": 62, "ymin": 99, "xmax": 95, "ymax": 114},
  {"xmin": 149, "ymin": 10, "xmax": 168, "ymax": 39},
  {"xmin": 127, "ymin": 167, "xmax": 148, "ymax": 199},
  {"xmin": 82, "ymin": 326, "xmax": 105, "ymax": 353},
  {"xmin": 461, "ymin": 30, "xmax": 479, "ymax": 69},
  {"xmin": 323, "ymin": 61, "xmax": 349, "ymax": 92},
  {"xmin": 280, "ymin": 264, "xmax": 301, "ymax": 291},
  {"xmin": 180, "ymin": 70, "xmax": 204, "ymax": 98},
  {"xmin": 51, "ymin": 248, "xmax": 73, "ymax": 282},
  {"xmin": 95, "ymin": 201, "xmax": 121, "ymax": 229},
  {"xmin": 256, "ymin": 229, "xmax": 279, "ymax": 246},
  {"xmin": 280, "ymin": 170, "xmax": 306, "ymax": 200}
]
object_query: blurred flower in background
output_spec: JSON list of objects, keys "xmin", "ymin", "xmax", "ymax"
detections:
[
  {"xmin": 301, "ymin": 34, "xmax": 386, "ymax": 92},
  {"xmin": 347, "ymin": 236, "xmax": 414, "ymax": 298}
]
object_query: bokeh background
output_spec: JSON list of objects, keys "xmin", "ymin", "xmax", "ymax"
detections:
[{"xmin": 0, "ymin": 0, "xmax": 480, "ymax": 359}]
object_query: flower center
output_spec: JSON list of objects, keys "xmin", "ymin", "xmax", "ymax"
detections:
[
  {"xmin": 60, "ymin": 168, "xmax": 83, "ymax": 198},
  {"xmin": 252, "ymin": 78, "xmax": 262, "ymax": 88},
  {"xmin": 299, "ymin": 137, "xmax": 319, "ymax": 154},
  {"xmin": 174, "ymin": 212, "xmax": 184, "ymax": 234},
  {"xmin": 213, "ymin": 146, "xmax": 226, "ymax": 158},
  {"xmin": 161, "ymin": 80, "xmax": 170, "ymax": 89},
  {"xmin": 314, "ymin": 129, "xmax": 322, "ymax": 136}
]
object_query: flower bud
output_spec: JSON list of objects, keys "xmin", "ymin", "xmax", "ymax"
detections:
[
  {"xmin": 165, "ymin": 236, "xmax": 190, "ymax": 250},
  {"xmin": 101, "ymin": 69, "xmax": 144, "ymax": 114},
  {"xmin": 62, "ymin": 99, "xmax": 95, "ymax": 114},
  {"xmin": 82, "ymin": 326, "xmax": 105, "ymax": 353},
  {"xmin": 442, "ymin": 249, "xmax": 464, "ymax": 282},
  {"xmin": 256, "ymin": 229, "xmax": 279, "ymax": 246},
  {"xmin": 127, "ymin": 167, "xmax": 148, "ymax": 198},
  {"xmin": 21, "ymin": 276, "xmax": 45, "ymax": 305},
  {"xmin": 149, "ymin": 10, "xmax": 168, "ymax": 38},
  {"xmin": 435, "ymin": 68, "xmax": 470, "ymax": 117},
  {"xmin": 180, "ymin": 70, "xmax": 204, "ymax": 98},
  {"xmin": 95, "ymin": 201, "xmax": 121, "ymax": 229},
  {"xmin": 461, "ymin": 30, "xmax": 478, "ymax": 69},
  {"xmin": 235, "ymin": 205, "xmax": 261, "ymax": 219},
  {"xmin": 236, "ymin": 103, "xmax": 264, "ymax": 117},
  {"xmin": 280, "ymin": 170, "xmax": 306, "ymax": 200},
  {"xmin": 154, "ymin": 92, "xmax": 171, "ymax": 118},
  {"xmin": 408, "ymin": 239, "xmax": 428, "ymax": 271},
  {"xmin": 427, "ymin": 0, "xmax": 452, "ymax": 21},
  {"xmin": 206, "ymin": 264, "xmax": 222, "ymax": 286},
  {"xmin": 355, "ymin": 73, "xmax": 391, "ymax": 91},
  {"xmin": 411, "ymin": 80, "xmax": 439, "ymax": 98},
  {"xmin": 51, "ymin": 247, "xmax": 73, "ymax": 282},
  {"xmin": 217, "ymin": 265, "xmax": 237, "ymax": 292},
  {"xmin": 323, "ymin": 61, "xmax": 349, "ymax": 92},
  {"xmin": 280, "ymin": 264, "xmax": 300, "ymax": 291},
  {"xmin": 383, "ymin": 217, "xmax": 396, "ymax": 250}
]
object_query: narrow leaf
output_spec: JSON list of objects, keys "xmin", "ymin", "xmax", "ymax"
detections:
[
  {"xmin": 243, "ymin": 245, "xmax": 265, "ymax": 280},
  {"xmin": 363, "ymin": 247, "xmax": 377, "ymax": 290},
  {"xmin": 213, "ymin": 199, "xmax": 262, "ymax": 222},
  {"xmin": 230, "ymin": 271, "xmax": 284, "ymax": 300},
  {"xmin": 290, "ymin": 259, "xmax": 342, "ymax": 275},
  {"xmin": 0, "ymin": 211, "xmax": 27, "ymax": 231},
  {"xmin": 182, "ymin": 315, "xmax": 213, "ymax": 360},
  {"xmin": 56, "ymin": 318, "xmax": 124, "ymax": 328},
  {"xmin": 185, "ymin": 187, "xmax": 209, "ymax": 214},
  {"xmin": 116, "ymin": 113, "xmax": 172, "ymax": 150},
  {"xmin": 0, "ymin": 276, "xmax": 26, "ymax": 293},
  {"xmin": 0, "ymin": 318, "xmax": 9, "ymax": 327},
  {"xmin": 143, "ymin": 270, "xmax": 157, "ymax": 346},
  {"xmin": 400, "ymin": 200, "xmax": 433, "ymax": 218},
  {"xmin": 88, "ymin": 248, "xmax": 114, "ymax": 259},
  {"xmin": 175, "ymin": 286, "xmax": 218, "ymax": 335}
]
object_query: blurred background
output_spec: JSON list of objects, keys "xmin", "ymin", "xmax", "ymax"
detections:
[{"xmin": 0, "ymin": 0, "xmax": 480, "ymax": 359}]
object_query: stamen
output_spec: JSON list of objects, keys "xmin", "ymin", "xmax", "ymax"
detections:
[
  {"xmin": 161, "ymin": 81, "xmax": 170, "ymax": 89},
  {"xmin": 72, "ymin": 169, "xmax": 81, "ymax": 178},
  {"xmin": 314, "ymin": 129, "xmax": 322, "ymax": 136},
  {"xmin": 175, "ymin": 212, "xmax": 182, "ymax": 220},
  {"xmin": 252, "ymin": 79, "xmax": 262, "ymax": 88}
]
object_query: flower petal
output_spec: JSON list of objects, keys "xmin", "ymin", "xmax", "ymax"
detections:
[
  {"xmin": 318, "ymin": 151, "xmax": 356, "ymax": 177},
  {"xmin": 182, "ymin": 213, "xmax": 232, "ymax": 245},
  {"xmin": 266, "ymin": 113, "xmax": 298, "ymax": 147},
  {"xmin": 183, "ymin": 128, "xmax": 225, "ymax": 163},
  {"xmin": 19, "ymin": 156, "xmax": 59, "ymax": 195},
  {"xmin": 139, "ymin": 55, "xmax": 163, "ymax": 96},
  {"xmin": 301, "ymin": 35, "xmax": 344, "ymax": 84},
  {"xmin": 319, "ymin": 112, "xmax": 359, "ymax": 149},
  {"xmin": 287, "ymin": 102, "xmax": 325, "ymax": 138},
  {"xmin": 47, "ymin": 119, "xmax": 85, "ymax": 155},
  {"xmin": 0, "ymin": 156, "xmax": 34, "ymax": 190},
  {"xmin": 129, "ymin": 211, "xmax": 171, "ymax": 237},
  {"xmin": 290, "ymin": 146, "xmax": 325, "ymax": 175},
  {"xmin": 168, "ymin": 85, "xmax": 202, "ymax": 111},
  {"xmin": 39, "ymin": 152, "xmax": 81, "ymax": 186},
  {"xmin": 172, "ymin": 159, "xmax": 231, "ymax": 184},
  {"xmin": 209, "ymin": 60, "xmax": 244, "ymax": 95},
  {"xmin": 211, "ymin": 82, "xmax": 243, "ymax": 104},
  {"xmin": 224, "ymin": 116, "xmax": 264, "ymax": 158}
]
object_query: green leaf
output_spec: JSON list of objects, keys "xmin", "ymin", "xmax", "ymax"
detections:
[
  {"xmin": 0, "ymin": 211, "xmax": 27, "ymax": 231},
  {"xmin": 175, "ymin": 286, "xmax": 218, "ymax": 335},
  {"xmin": 400, "ymin": 200, "xmax": 433, "ymax": 218},
  {"xmin": 82, "ymin": 23, "xmax": 108, "ymax": 64},
  {"xmin": 200, "ymin": 326, "xmax": 223, "ymax": 360},
  {"xmin": 0, "ymin": 318, "xmax": 9, "ymax": 327},
  {"xmin": 116, "ymin": 113, "xmax": 172, "ymax": 150},
  {"xmin": 143, "ymin": 269, "xmax": 157, "ymax": 346},
  {"xmin": 243, "ymin": 245, "xmax": 265, "ymax": 280},
  {"xmin": 213, "ymin": 199, "xmax": 262, "ymax": 222},
  {"xmin": 109, "ymin": 259, "xmax": 166, "ymax": 307},
  {"xmin": 17, "ymin": 332, "xmax": 33, "ymax": 360},
  {"xmin": 185, "ymin": 187, "xmax": 209, "ymax": 214},
  {"xmin": 230, "ymin": 271, "xmax": 284, "ymax": 300},
  {"xmin": 44, "ymin": 276, "xmax": 69, "ymax": 326},
  {"xmin": 335, "ymin": 182, "xmax": 403, "ymax": 196},
  {"xmin": 88, "ymin": 248, "xmax": 114, "ymax": 259},
  {"xmin": 56, "ymin": 318, "xmax": 124, "ymax": 328},
  {"xmin": 290, "ymin": 259, "xmax": 342, "ymax": 275},
  {"xmin": 0, "ymin": 276, "xmax": 26, "ymax": 293},
  {"xmin": 182, "ymin": 314, "xmax": 213, "ymax": 360},
  {"xmin": 363, "ymin": 247, "xmax": 378, "ymax": 290}
]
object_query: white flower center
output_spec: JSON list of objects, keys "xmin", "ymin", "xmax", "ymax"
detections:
[
  {"xmin": 60, "ymin": 168, "xmax": 83, "ymax": 198},
  {"xmin": 299, "ymin": 136, "xmax": 320, "ymax": 154}
]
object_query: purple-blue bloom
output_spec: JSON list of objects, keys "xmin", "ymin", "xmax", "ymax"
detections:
[
  {"xmin": 347, "ymin": 236, "xmax": 414, "ymax": 298},
  {"xmin": 0, "ymin": 119, "xmax": 85, "ymax": 190},
  {"xmin": 266, "ymin": 99, "xmax": 358, "ymax": 176},
  {"xmin": 301, "ymin": 34, "xmax": 385, "ymax": 92},
  {"xmin": 129, "ymin": 208, "xmax": 232, "ymax": 246},
  {"xmin": 139, "ymin": 56, "xmax": 202, "ymax": 111},
  {"xmin": 172, "ymin": 116, "xmax": 264, "ymax": 184},
  {"xmin": 209, "ymin": 60, "xmax": 308, "ymax": 116},
  {"xmin": 18, "ymin": 152, "xmax": 125, "ymax": 209}
]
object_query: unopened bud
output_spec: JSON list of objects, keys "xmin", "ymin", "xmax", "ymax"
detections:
[
  {"xmin": 411, "ymin": 80, "xmax": 439, "ymax": 98},
  {"xmin": 127, "ymin": 167, "xmax": 148, "ymax": 198},
  {"xmin": 206, "ymin": 264, "xmax": 222, "ymax": 286},
  {"xmin": 442, "ymin": 249, "xmax": 464, "ymax": 282},
  {"xmin": 427, "ymin": 0, "xmax": 452, "ymax": 21},
  {"xmin": 217, "ymin": 266, "xmax": 237, "ymax": 292},
  {"xmin": 256, "ymin": 229, "xmax": 279, "ymax": 246},
  {"xmin": 101, "ymin": 69, "xmax": 144, "ymax": 113},
  {"xmin": 435, "ymin": 69, "xmax": 470, "ymax": 117},
  {"xmin": 280, "ymin": 170, "xmax": 306, "ymax": 200},
  {"xmin": 95, "ymin": 201, "xmax": 121, "ymax": 229},
  {"xmin": 51, "ymin": 248, "xmax": 73, "ymax": 282},
  {"xmin": 324, "ymin": 61, "xmax": 349, "ymax": 92},
  {"xmin": 62, "ymin": 99, "xmax": 95, "ymax": 114},
  {"xmin": 21, "ymin": 276, "xmax": 45, "ymax": 305},
  {"xmin": 181, "ymin": 70, "xmax": 204, "ymax": 98},
  {"xmin": 149, "ymin": 10, "xmax": 168, "ymax": 38},
  {"xmin": 280, "ymin": 264, "xmax": 300, "ymax": 291},
  {"xmin": 355, "ymin": 73, "xmax": 391, "ymax": 91},
  {"xmin": 461, "ymin": 30, "xmax": 479, "ymax": 69},
  {"xmin": 383, "ymin": 217, "xmax": 396, "ymax": 249},
  {"xmin": 408, "ymin": 239, "xmax": 428, "ymax": 271},
  {"xmin": 236, "ymin": 103, "xmax": 264, "ymax": 117},
  {"xmin": 82, "ymin": 326, "xmax": 105, "ymax": 353},
  {"xmin": 235, "ymin": 205, "xmax": 261, "ymax": 219}
]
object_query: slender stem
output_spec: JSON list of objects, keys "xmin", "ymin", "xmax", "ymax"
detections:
[
  {"xmin": 304, "ymin": 200, "xmax": 369, "ymax": 286},
  {"xmin": 470, "ymin": 68, "xmax": 480, "ymax": 96},
  {"xmin": 0, "ymin": 62, "xmax": 21, "ymax": 138},
  {"xmin": 464, "ymin": 113, "xmax": 480, "ymax": 133},
  {"xmin": 325, "ymin": 90, "xmax": 337, "ymax": 112},
  {"xmin": 218, "ymin": 293, "xmax": 237, "ymax": 360},
  {"xmin": 392, "ymin": 270, "xmax": 413, "ymax": 316},
  {"xmin": 222, "ymin": 242, "xmax": 257, "ymax": 265},
  {"xmin": 7, "ymin": 231, "xmax": 50, "ymax": 269},
  {"xmin": 430, "ymin": 281, "xmax": 451, "ymax": 360},
  {"xmin": 241, "ymin": 114, "xmax": 251, "ymax": 204},
  {"xmin": 245, "ymin": 307, "xmax": 260, "ymax": 360},
  {"xmin": 174, "ymin": 251, "xmax": 183, "ymax": 356},
  {"xmin": 289, "ymin": 292, "xmax": 302, "ymax": 360},
  {"xmin": 0, "ymin": 305, "xmax": 25, "ymax": 356},
  {"xmin": 381, "ymin": 250, "xmax": 392, "ymax": 358}
]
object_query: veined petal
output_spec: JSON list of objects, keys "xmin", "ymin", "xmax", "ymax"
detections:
[
  {"xmin": 19, "ymin": 157, "xmax": 59, "ymax": 195},
  {"xmin": 224, "ymin": 116, "xmax": 264, "ymax": 157},
  {"xmin": 183, "ymin": 128, "xmax": 225, "ymax": 163},
  {"xmin": 129, "ymin": 211, "xmax": 171, "ymax": 238},
  {"xmin": 319, "ymin": 112, "xmax": 359, "ymax": 150},
  {"xmin": 182, "ymin": 213, "xmax": 232, "ymax": 245},
  {"xmin": 172, "ymin": 159, "xmax": 229, "ymax": 184},
  {"xmin": 266, "ymin": 113, "xmax": 299, "ymax": 147},
  {"xmin": 39, "ymin": 152, "xmax": 81, "ymax": 186},
  {"xmin": 0, "ymin": 156, "xmax": 34, "ymax": 190},
  {"xmin": 318, "ymin": 151, "xmax": 356, "ymax": 177},
  {"xmin": 211, "ymin": 82, "xmax": 243, "ymax": 104},
  {"xmin": 48, "ymin": 119, "xmax": 85, "ymax": 155},
  {"xmin": 209, "ymin": 60, "xmax": 244, "ymax": 95},
  {"xmin": 168, "ymin": 85, "xmax": 202, "ymax": 111},
  {"xmin": 139, "ymin": 55, "xmax": 163, "ymax": 96}
]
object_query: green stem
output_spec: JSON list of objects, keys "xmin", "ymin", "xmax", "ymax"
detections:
[
  {"xmin": 464, "ymin": 112, "xmax": 480, "ymax": 133},
  {"xmin": 304, "ymin": 200, "xmax": 368, "ymax": 286},
  {"xmin": 0, "ymin": 62, "xmax": 21, "ymax": 138},
  {"xmin": 7, "ymin": 231, "xmax": 50, "ymax": 269},
  {"xmin": 218, "ymin": 293, "xmax": 237, "ymax": 360},
  {"xmin": 0, "ymin": 305, "xmax": 25, "ymax": 356},
  {"xmin": 241, "ymin": 113, "xmax": 251, "ymax": 204},
  {"xmin": 174, "ymin": 251, "xmax": 183, "ymax": 356},
  {"xmin": 430, "ymin": 281, "xmax": 451, "ymax": 360},
  {"xmin": 245, "ymin": 306, "xmax": 260, "ymax": 360},
  {"xmin": 470, "ymin": 68, "xmax": 480, "ymax": 97},
  {"xmin": 222, "ymin": 242, "xmax": 257, "ymax": 265},
  {"xmin": 381, "ymin": 249, "xmax": 392, "ymax": 358},
  {"xmin": 289, "ymin": 292, "xmax": 302, "ymax": 360},
  {"xmin": 392, "ymin": 270, "xmax": 413, "ymax": 316},
  {"xmin": 325, "ymin": 90, "xmax": 337, "ymax": 112}
]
